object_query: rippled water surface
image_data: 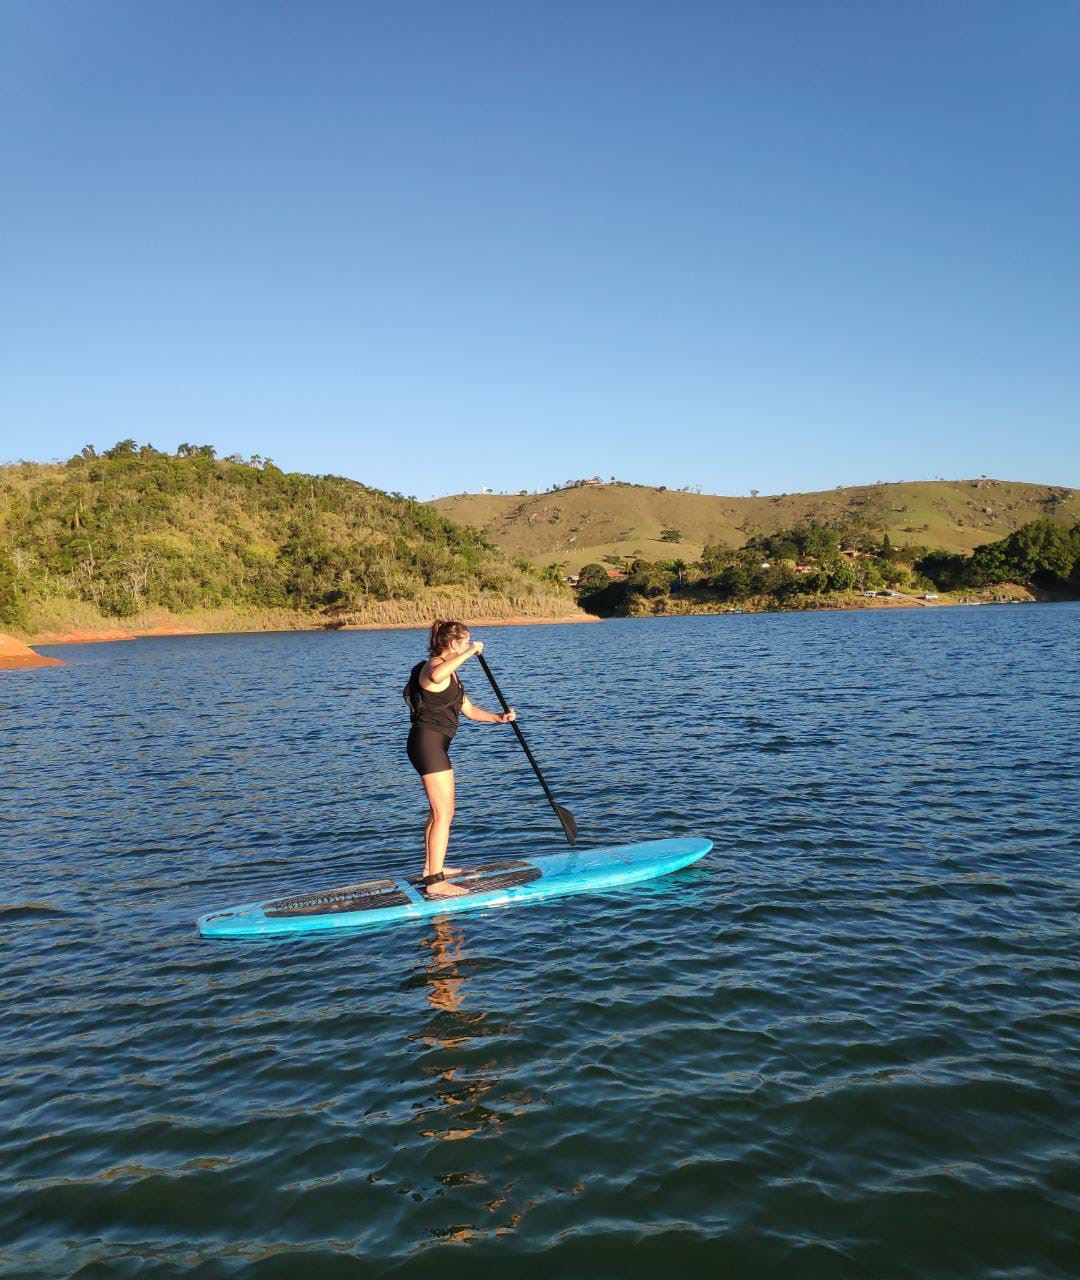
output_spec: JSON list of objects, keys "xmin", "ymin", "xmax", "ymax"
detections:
[{"xmin": 3, "ymin": 606, "xmax": 1079, "ymax": 1277}]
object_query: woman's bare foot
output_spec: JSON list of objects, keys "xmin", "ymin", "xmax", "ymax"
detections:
[{"xmin": 425, "ymin": 878, "xmax": 469, "ymax": 898}]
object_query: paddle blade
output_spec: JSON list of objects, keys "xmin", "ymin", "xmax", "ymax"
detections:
[{"xmin": 556, "ymin": 805, "xmax": 577, "ymax": 847}]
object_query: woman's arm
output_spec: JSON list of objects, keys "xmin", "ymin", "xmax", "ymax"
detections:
[
  {"xmin": 461, "ymin": 693, "xmax": 516, "ymax": 724},
  {"xmin": 425, "ymin": 642, "xmax": 483, "ymax": 686}
]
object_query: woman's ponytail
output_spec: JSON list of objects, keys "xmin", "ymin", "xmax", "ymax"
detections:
[{"xmin": 429, "ymin": 619, "xmax": 469, "ymax": 656}]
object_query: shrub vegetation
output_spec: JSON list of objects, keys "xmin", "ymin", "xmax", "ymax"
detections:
[{"xmin": 575, "ymin": 519, "xmax": 1080, "ymax": 616}]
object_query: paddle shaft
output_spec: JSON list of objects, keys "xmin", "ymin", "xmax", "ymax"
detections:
[{"xmin": 475, "ymin": 650, "xmax": 577, "ymax": 845}]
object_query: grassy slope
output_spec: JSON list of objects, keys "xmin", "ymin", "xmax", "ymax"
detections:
[{"xmin": 431, "ymin": 480, "xmax": 1080, "ymax": 572}]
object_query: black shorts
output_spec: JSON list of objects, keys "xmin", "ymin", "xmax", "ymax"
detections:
[{"xmin": 407, "ymin": 726, "xmax": 454, "ymax": 776}]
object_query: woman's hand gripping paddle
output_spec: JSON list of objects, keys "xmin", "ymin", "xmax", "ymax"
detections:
[{"xmin": 475, "ymin": 651, "xmax": 577, "ymax": 846}]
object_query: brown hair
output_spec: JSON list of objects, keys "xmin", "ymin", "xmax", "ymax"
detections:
[{"xmin": 428, "ymin": 619, "xmax": 470, "ymax": 656}]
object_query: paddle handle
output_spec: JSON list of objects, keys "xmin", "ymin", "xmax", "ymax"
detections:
[{"xmin": 475, "ymin": 650, "xmax": 577, "ymax": 846}]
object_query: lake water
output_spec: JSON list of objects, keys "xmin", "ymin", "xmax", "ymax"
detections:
[{"xmin": 3, "ymin": 605, "xmax": 1079, "ymax": 1278}]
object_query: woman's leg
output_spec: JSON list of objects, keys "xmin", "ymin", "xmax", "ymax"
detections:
[
  {"xmin": 421, "ymin": 769, "xmax": 466, "ymax": 896},
  {"xmin": 422, "ymin": 769, "xmax": 457, "ymax": 875},
  {"xmin": 423, "ymin": 810, "xmax": 460, "ymax": 878}
]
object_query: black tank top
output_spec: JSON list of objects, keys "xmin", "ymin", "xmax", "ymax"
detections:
[{"xmin": 413, "ymin": 673, "xmax": 464, "ymax": 738}]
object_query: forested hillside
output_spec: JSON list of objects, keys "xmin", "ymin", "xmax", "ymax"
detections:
[{"xmin": 0, "ymin": 442, "xmax": 574, "ymax": 635}]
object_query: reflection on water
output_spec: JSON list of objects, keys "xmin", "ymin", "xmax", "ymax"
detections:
[
  {"xmin": 408, "ymin": 918, "xmax": 547, "ymax": 1243},
  {"xmin": 416, "ymin": 919, "xmax": 491, "ymax": 1142}
]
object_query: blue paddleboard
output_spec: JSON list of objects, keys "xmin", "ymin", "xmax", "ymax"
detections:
[{"xmin": 197, "ymin": 836, "xmax": 712, "ymax": 939}]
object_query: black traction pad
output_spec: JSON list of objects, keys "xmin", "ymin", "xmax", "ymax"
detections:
[
  {"xmin": 445, "ymin": 867, "xmax": 542, "ymax": 894},
  {"xmin": 265, "ymin": 879, "xmax": 410, "ymax": 917},
  {"xmin": 406, "ymin": 859, "xmax": 531, "ymax": 886},
  {"xmin": 265, "ymin": 860, "xmax": 543, "ymax": 917}
]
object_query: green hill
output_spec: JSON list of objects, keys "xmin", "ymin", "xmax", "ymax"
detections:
[
  {"xmin": 430, "ymin": 479, "xmax": 1079, "ymax": 572},
  {"xmin": 0, "ymin": 443, "xmax": 579, "ymax": 638}
]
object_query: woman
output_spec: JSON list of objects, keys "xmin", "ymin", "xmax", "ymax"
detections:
[{"xmin": 407, "ymin": 620, "xmax": 516, "ymax": 898}]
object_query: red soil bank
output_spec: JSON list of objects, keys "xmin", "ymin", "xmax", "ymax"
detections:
[{"xmin": 0, "ymin": 632, "xmax": 63, "ymax": 670}]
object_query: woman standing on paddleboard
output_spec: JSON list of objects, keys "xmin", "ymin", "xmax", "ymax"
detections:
[{"xmin": 406, "ymin": 621, "xmax": 516, "ymax": 898}]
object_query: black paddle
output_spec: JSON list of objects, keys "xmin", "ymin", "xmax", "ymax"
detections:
[{"xmin": 475, "ymin": 650, "xmax": 577, "ymax": 846}]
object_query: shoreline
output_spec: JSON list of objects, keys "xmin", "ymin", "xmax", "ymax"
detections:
[
  {"xmin": 27, "ymin": 623, "xmax": 202, "ymax": 646},
  {"xmin": 10, "ymin": 586, "xmax": 1066, "ymax": 658},
  {"xmin": 24, "ymin": 613, "xmax": 599, "ymax": 648},
  {"xmin": 614, "ymin": 581, "xmax": 1050, "ymax": 619},
  {"xmin": 341, "ymin": 613, "xmax": 600, "ymax": 633}
]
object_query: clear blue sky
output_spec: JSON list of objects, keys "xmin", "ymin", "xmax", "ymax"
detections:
[{"xmin": 3, "ymin": 0, "xmax": 1077, "ymax": 499}]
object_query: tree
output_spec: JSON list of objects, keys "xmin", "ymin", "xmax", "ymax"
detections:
[
  {"xmin": 801, "ymin": 524, "xmax": 841, "ymax": 560},
  {"xmin": 700, "ymin": 544, "xmax": 733, "ymax": 574},
  {"xmin": 660, "ymin": 528, "xmax": 682, "ymax": 543},
  {"xmin": 916, "ymin": 549, "xmax": 964, "ymax": 590},
  {"xmin": 789, "ymin": 567, "xmax": 825, "ymax": 595},
  {"xmin": 824, "ymin": 557, "xmax": 856, "ymax": 591},
  {"xmin": 627, "ymin": 560, "xmax": 670, "ymax": 596},
  {"xmin": 855, "ymin": 558, "xmax": 885, "ymax": 591},
  {"xmin": 762, "ymin": 560, "xmax": 797, "ymax": 594},
  {"xmin": 576, "ymin": 563, "xmax": 610, "ymax": 593},
  {"xmin": 1005, "ymin": 520, "xmax": 1075, "ymax": 580},
  {"xmin": 0, "ymin": 549, "xmax": 27, "ymax": 627},
  {"xmin": 964, "ymin": 520, "xmax": 1077, "ymax": 587},
  {"xmin": 714, "ymin": 554, "xmax": 758, "ymax": 598}
]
